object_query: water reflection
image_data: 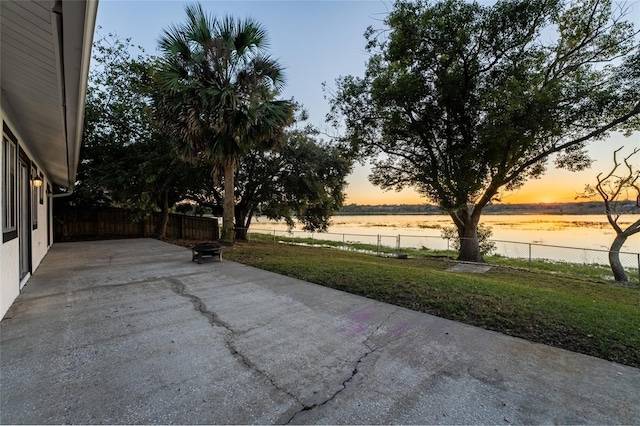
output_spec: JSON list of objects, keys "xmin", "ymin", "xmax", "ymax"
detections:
[{"xmin": 252, "ymin": 214, "xmax": 639, "ymax": 254}]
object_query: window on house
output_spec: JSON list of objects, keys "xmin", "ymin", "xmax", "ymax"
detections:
[{"xmin": 3, "ymin": 124, "xmax": 18, "ymax": 242}]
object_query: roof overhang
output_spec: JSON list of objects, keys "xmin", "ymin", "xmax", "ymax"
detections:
[{"xmin": 1, "ymin": 0, "xmax": 98, "ymax": 188}]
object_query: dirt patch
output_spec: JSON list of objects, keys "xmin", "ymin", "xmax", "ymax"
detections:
[{"xmin": 447, "ymin": 263, "xmax": 493, "ymax": 273}]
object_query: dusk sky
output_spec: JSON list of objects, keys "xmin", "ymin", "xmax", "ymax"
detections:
[{"xmin": 95, "ymin": 0, "xmax": 640, "ymax": 205}]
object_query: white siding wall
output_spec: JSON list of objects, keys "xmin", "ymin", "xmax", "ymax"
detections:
[
  {"xmin": 1, "ymin": 106, "xmax": 52, "ymax": 319},
  {"xmin": 0, "ymin": 241, "xmax": 20, "ymax": 318}
]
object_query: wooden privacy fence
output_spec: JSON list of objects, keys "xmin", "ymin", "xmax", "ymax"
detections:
[{"xmin": 54, "ymin": 207, "xmax": 219, "ymax": 242}]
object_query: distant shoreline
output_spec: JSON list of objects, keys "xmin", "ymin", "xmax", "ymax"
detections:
[{"xmin": 337, "ymin": 201, "xmax": 636, "ymax": 216}]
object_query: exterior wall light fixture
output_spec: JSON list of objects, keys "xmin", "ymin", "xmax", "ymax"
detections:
[{"xmin": 32, "ymin": 175, "xmax": 43, "ymax": 188}]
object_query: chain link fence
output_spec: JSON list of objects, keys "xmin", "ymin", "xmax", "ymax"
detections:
[{"xmin": 245, "ymin": 228, "xmax": 640, "ymax": 284}]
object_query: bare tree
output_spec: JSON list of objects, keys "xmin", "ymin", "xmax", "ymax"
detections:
[{"xmin": 582, "ymin": 147, "xmax": 640, "ymax": 282}]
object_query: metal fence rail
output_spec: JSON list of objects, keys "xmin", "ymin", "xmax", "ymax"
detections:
[{"xmin": 247, "ymin": 228, "xmax": 640, "ymax": 284}]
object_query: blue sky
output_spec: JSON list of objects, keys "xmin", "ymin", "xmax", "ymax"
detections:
[
  {"xmin": 95, "ymin": 0, "xmax": 640, "ymax": 205},
  {"xmin": 96, "ymin": 1, "xmax": 387, "ymax": 127}
]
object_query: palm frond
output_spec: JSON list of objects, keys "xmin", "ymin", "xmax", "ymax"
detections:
[
  {"xmin": 250, "ymin": 54, "xmax": 287, "ymax": 92},
  {"xmin": 153, "ymin": 2, "xmax": 292, "ymax": 169},
  {"xmin": 158, "ymin": 25, "xmax": 191, "ymax": 60},
  {"xmin": 246, "ymin": 100, "xmax": 295, "ymax": 148}
]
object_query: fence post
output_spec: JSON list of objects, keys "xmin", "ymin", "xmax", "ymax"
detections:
[
  {"xmin": 377, "ymin": 234, "xmax": 381, "ymax": 256},
  {"xmin": 637, "ymin": 254, "xmax": 640, "ymax": 285},
  {"xmin": 397, "ymin": 235, "xmax": 401, "ymax": 257},
  {"xmin": 528, "ymin": 243, "xmax": 532, "ymax": 270},
  {"xmin": 273, "ymin": 230, "xmax": 276, "ymax": 244}
]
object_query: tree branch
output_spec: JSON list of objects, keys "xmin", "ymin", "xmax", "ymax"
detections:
[{"xmin": 503, "ymin": 101, "xmax": 640, "ymax": 184}]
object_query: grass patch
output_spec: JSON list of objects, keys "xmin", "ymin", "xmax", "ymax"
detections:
[
  {"xmin": 247, "ymin": 231, "xmax": 640, "ymax": 283},
  {"xmin": 225, "ymin": 240, "xmax": 640, "ymax": 368}
]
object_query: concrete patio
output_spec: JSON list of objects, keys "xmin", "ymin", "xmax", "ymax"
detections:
[{"xmin": 1, "ymin": 238, "xmax": 638, "ymax": 424}]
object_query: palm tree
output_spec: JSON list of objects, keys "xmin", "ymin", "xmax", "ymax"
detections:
[{"xmin": 154, "ymin": 3, "xmax": 294, "ymax": 242}]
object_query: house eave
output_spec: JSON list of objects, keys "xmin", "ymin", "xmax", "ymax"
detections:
[{"xmin": 1, "ymin": 0, "xmax": 98, "ymax": 188}]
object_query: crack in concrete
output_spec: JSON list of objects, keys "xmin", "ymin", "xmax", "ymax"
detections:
[
  {"xmin": 167, "ymin": 277, "xmax": 232, "ymax": 329},
  {"xmin": 165, "ymin": 277, "xmax": 306, "ymax": 418},
  {"xmin": 283, "ymin": 307, "xmax": 400, "ymax": 425},
  {"xmin": 101, "ymin": 271, "xmax": 217, "ymax": 291},
  {"xmin": 19, "ymin": 272, "xmax": 213, "ymax": 304}
]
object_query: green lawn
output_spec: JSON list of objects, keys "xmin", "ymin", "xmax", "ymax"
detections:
[
  {"xmin": 224, "ymin": 240, "xmax": 640, "ymax": 368},
  {"xmin": 247, "ymin": 231, "xmax": 640, "ymax": 283}
]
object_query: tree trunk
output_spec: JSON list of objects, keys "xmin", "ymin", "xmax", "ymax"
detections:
[
  {"xmin": 154, "ymin": 191, "xmax": 170, "ymax": 239},
  {"xmin": 221, "ymin": 160, "xmax": 235, "ymax": 243},
  {"xmin": 235, "ymin": 227, "xmax": 247, "ymax": 240},
  {"xmin": 234, "ymin": 208, "xmax": 248, "ymax": 240},
  {"xmin": 609, "ymin": 233, "xmax": 629, "ymax": 282},
  {"xmin": 451, "ymin": 209, "xmax": 483, "ymax": 263},
  {"xmin": 234, "ymin": 203, "xmax": 257, "ymax": 240}
]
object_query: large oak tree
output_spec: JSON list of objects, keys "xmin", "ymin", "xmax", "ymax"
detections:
[{"xmin": 329, "ymin": 0, "xmax": 640, "ymax": 261}]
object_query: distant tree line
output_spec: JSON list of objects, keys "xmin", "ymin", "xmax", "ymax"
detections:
[
  {"xmin": 338, "ymin": 201, "xmax": 623, "ymax": 216},
  {"xmin": 338, "ymin": 204, "xmax": 440, "ymax": 215}
]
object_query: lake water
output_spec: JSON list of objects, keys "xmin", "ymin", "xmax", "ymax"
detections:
[{"xmin": 249, "ymin": 214, "xmax": 640, "ymax": 267}]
